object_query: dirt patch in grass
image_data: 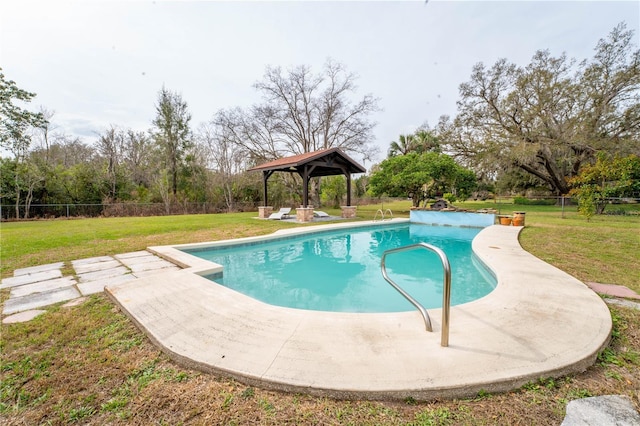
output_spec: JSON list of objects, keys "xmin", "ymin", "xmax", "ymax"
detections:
[{"xmin": 2, "ymin": 295, "xmax": 639, "ymax": 425}]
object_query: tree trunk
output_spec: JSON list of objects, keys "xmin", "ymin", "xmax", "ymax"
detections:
[
  {"xmin": 14, "ymin": 166, "xmax": 21, "ymax": 220},
  {"xmin": 24, "ymin": 183, "xmax": 35, "ymax": 219}
]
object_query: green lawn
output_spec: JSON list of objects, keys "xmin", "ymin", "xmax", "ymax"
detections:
[
  {"xmin": 2, "ymin": 201, "xmax": 639, "ymax": 292},
  {"xmin": 2, "ymin": 202, "xmax": 640, "ymax": 425},
  {"xmin": 0, "ymin": 213, "xmax": 304, "ymax": 278}
]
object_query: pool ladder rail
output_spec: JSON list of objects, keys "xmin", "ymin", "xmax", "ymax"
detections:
[
  {"xmin": 373, "ymin": 208, "xmax": 394, "ymax": 221},
  {"xmin": 380, "ymin": 243, "xmax": 451, "ymax": 347}
]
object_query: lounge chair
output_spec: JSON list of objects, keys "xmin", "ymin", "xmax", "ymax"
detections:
[
  {"xmin": 314, "ymin": 210, "xmax": 330, "ymax": 218},
  {"xmin": 268, "ymin": 207, "xmax": 292, "ymax": 220}
]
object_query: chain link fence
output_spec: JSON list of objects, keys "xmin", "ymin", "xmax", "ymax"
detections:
[
  {"xmin": 1, "ymin": 197, "xmax": 637, "ymax": 221},
  {"xmin": 0, "ymin": 201, "xmax": 259, "ymax": 221}
]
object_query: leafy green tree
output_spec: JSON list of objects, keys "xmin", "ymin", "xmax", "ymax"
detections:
[
  {"xmin": 152, "ymin": 87, "xmax": 192, "ymax": 197},
  {"xmin": 60, "ymin": 162, "xmax": 106, "ymax": 205},
  {"xmin": 0, "ymin": 68, "xmax": 47, "ymax": 155},
  {"xmin": 354, "ymin": 175, "xmax": 368, "ymax": 198},
  {"xmin": 570, "ymin": 153, "xmax": 640, "ymax": 216},
  {"xmin": 443, "ymin": 23, "xmax": 640, "ymax": 195},
  {"xmin": 179, "ymin": 152, "xmax": 209, "ymax": 203},
  {"xmin": 0, "ymin": 69, "xmax": 48, "ymax": 217},
  {"xmin": 452, "ymin": 167, "xmax": 478, "ymax": 201},
  {"xmin": 320, "ymin": 175, "xmax": 346, "ymax": 208},
  {"xmin": 0, "ymin": 158, "xmax": 17, "ymax": 205},
  {"xmin": 369, "ymin": 152, "xmax": 477, "ymax": 207}
]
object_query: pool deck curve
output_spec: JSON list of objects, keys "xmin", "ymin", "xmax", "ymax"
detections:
[{"xmin": 105, "ymin": 220, "xmax": 612, "ymax": 401}]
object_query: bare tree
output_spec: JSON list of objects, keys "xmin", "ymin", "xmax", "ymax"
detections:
[
  {"xmin": 33, "ymin": 107, "xmax": 57, "ymax": 164},
  {"xmin": 123, "ymin": 129, "xmax": 154, "ymax": 188},
  {"xmin": 250, "ymin": 60, "xmax": 380, "ymax": 160},
  {"xmin": 197, "ymin": 120, "xmax": 256, "ymax": 211},
  {"xmin": 51, "ymin": 135, "xmax": 95, "ymax": 167},
  {"xmin": 97, "ymin": 126, "xmax": 125, "ymax": 200},
  {"xmin": 212, "ymin": 106, "xmax": 281, "ymax": 163},
  {"xmin": 214, "ymin": 60, "xmax": 379, "ymax": 206}
]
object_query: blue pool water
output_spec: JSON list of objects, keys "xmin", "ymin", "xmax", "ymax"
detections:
[{"xmin": 184, "ymin": 223, "xmax": 497, "ymax": 313}]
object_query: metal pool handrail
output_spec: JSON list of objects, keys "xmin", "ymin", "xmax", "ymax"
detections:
[
  {"xmin": 381, "ymin": 242, "xmax": 452, "ymax": 347},
  {"xmin": 373, "ymin": 209, "xmax": 394, "ymax": 221}
]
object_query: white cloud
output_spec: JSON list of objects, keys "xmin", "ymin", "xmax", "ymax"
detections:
[{"xmin": 2, "ymin": 0, "xmax": 638, "ymax": 164}]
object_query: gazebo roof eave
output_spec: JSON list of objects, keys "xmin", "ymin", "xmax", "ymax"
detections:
[{"xmin": 247, "ymin": 147, "xmax": 366, "ymax": 175}]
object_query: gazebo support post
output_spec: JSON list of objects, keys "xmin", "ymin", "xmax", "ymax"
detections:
[
  {"xmin": 262, "ymin": 171, "xmax": 268, "ymax": 205},
  {"xmin": 302, "ymin": 167, "xmax": 309, "ymax": 208},
  {"xmin": 258, "ymin": 171, "xmax": 274, "ymax": 219}
]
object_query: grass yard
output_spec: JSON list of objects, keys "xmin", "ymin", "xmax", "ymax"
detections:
[{"xmin": 1, "ymin": 201, "xmax": 639, "ymax": 425}]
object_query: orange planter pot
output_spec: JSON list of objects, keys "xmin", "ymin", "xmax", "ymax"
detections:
[
  {"xmin": 513, "ymin": 211, "xmax": 526, "ymax": 226},
  {"xmin": 499, "ymin": 216, "xmax": 512, "ymax": 225}
]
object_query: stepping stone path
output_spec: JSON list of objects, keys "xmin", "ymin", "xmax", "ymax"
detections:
[{"xmin": 2, "ymin": 251, "xmax": 180, "ymax": 323}]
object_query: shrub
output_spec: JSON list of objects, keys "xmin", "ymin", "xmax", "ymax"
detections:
[{"xmin": 513, "ymin": 196, "xmax": 556, "ymax": 205}]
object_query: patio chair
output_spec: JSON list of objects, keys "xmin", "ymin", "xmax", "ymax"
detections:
[
  {"xmin": 268, "ymin": 207, "xmax": 292, "ymax": 220},
  {"xmin": 314, "ymin": 210, "xmax": 330, "ymax": 218}
]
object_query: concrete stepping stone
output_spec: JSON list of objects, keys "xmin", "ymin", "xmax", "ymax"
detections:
[
  {"xmin": 132, "ymin": 266, "xmax": 180, "ymax": 278},
  {"xmin": 71, "ymin": 255, "xmax": 115, "ymax": 266},
  {"xmin": 78, "ymin": 274, "xmax": 136, "ymax": 296},
  {"xmin": 2, "ymin": 310, "xmax": 47, "ymax": 324},
  {"xmin": 127, "ymin": 259, "xmax": 176, "ymax": 272},
  {"xmin": 117, "ymin": 254, "xmax": 164, "ymax": 267},
  {"xmin": 115, "ymin": 251, "xmax": 151, "ymax": 259},
  {"xmin": 73, "ymin": 259, "xmax": 122, "ymax": 274},
  {"xmin": 77, "ymin": 266, "xmax": 129, "ymax": 283},
  {"xmin": 561, "ymin": 395, "xmax": 640, "ymax": 425},
  {"xmin": 3, "ymin": 286, "xmax": 81, "ymax": 315},
  {"xmin": 1, "ymin": 269, "xmax": 63, "ymax": 289},
  {"xmin": 10, "ymin": 276, "xmax": 77, "ymax": 298},
  {"xmin": 605, "ymin": 298, "xmax": 640, "ymax": 311},
  {"xmin": 13, "ymin": 262, "xmax": 64, "ymax": 277},
  {"xmin": 587, "ymin": 282, "xmax": 640, "ymax": 300}
]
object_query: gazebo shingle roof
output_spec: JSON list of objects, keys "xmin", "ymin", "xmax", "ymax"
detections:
[
  {"xmin": 248, "ymin": 147, "xmax": 366, "ymax": 208},
  {"xmin": 248, "ymin": 147, "xmax": 366, "ymax": 176}
]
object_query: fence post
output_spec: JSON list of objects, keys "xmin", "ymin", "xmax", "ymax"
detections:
[
  {"xmin": 561, "ymin": 196, "xmax": 565, "ymax": 219},
  {"xmin": 66, "ymin": 204, "xmax": 70, "ymax": 218}
]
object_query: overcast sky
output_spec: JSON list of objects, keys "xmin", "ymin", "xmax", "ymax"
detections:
[{"xmin": 2, "ymin": 0, "xmax": 638, "ymax": 165}]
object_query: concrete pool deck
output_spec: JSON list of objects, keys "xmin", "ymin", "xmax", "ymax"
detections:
[{"xmin": 105, "ymin": 221, "xmax": 612, "ymax": 400}]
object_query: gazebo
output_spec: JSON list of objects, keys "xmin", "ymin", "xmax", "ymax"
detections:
[{"xmin": 248, "ymin": 148, "xmax": 366, "ymax": 221}]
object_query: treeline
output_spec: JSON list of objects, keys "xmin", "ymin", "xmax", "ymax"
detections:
[
  {"xmin": 1, "ymin": 60, "xmax": 378, "ymax": 219},
  {"xmin": 0, "ymin": 120, "xmax": 374, "ymax": 219}
]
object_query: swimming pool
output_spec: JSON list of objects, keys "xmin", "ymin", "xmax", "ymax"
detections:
[
  {"xmin": 111, "ymin": 221, "xmax": 612, "ymax": 400},
  {"xmin": 183, "ymin": 223, "xmax": 496, "ymax": 312}
]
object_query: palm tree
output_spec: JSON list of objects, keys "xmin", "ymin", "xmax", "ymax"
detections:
[
  {"xmin": 388, "ymin": 134, "xmax": 417, "ymax": 157},
  {"xmin": 413, "ymin": 129, "xmax": 440, "ymax": 153}
]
